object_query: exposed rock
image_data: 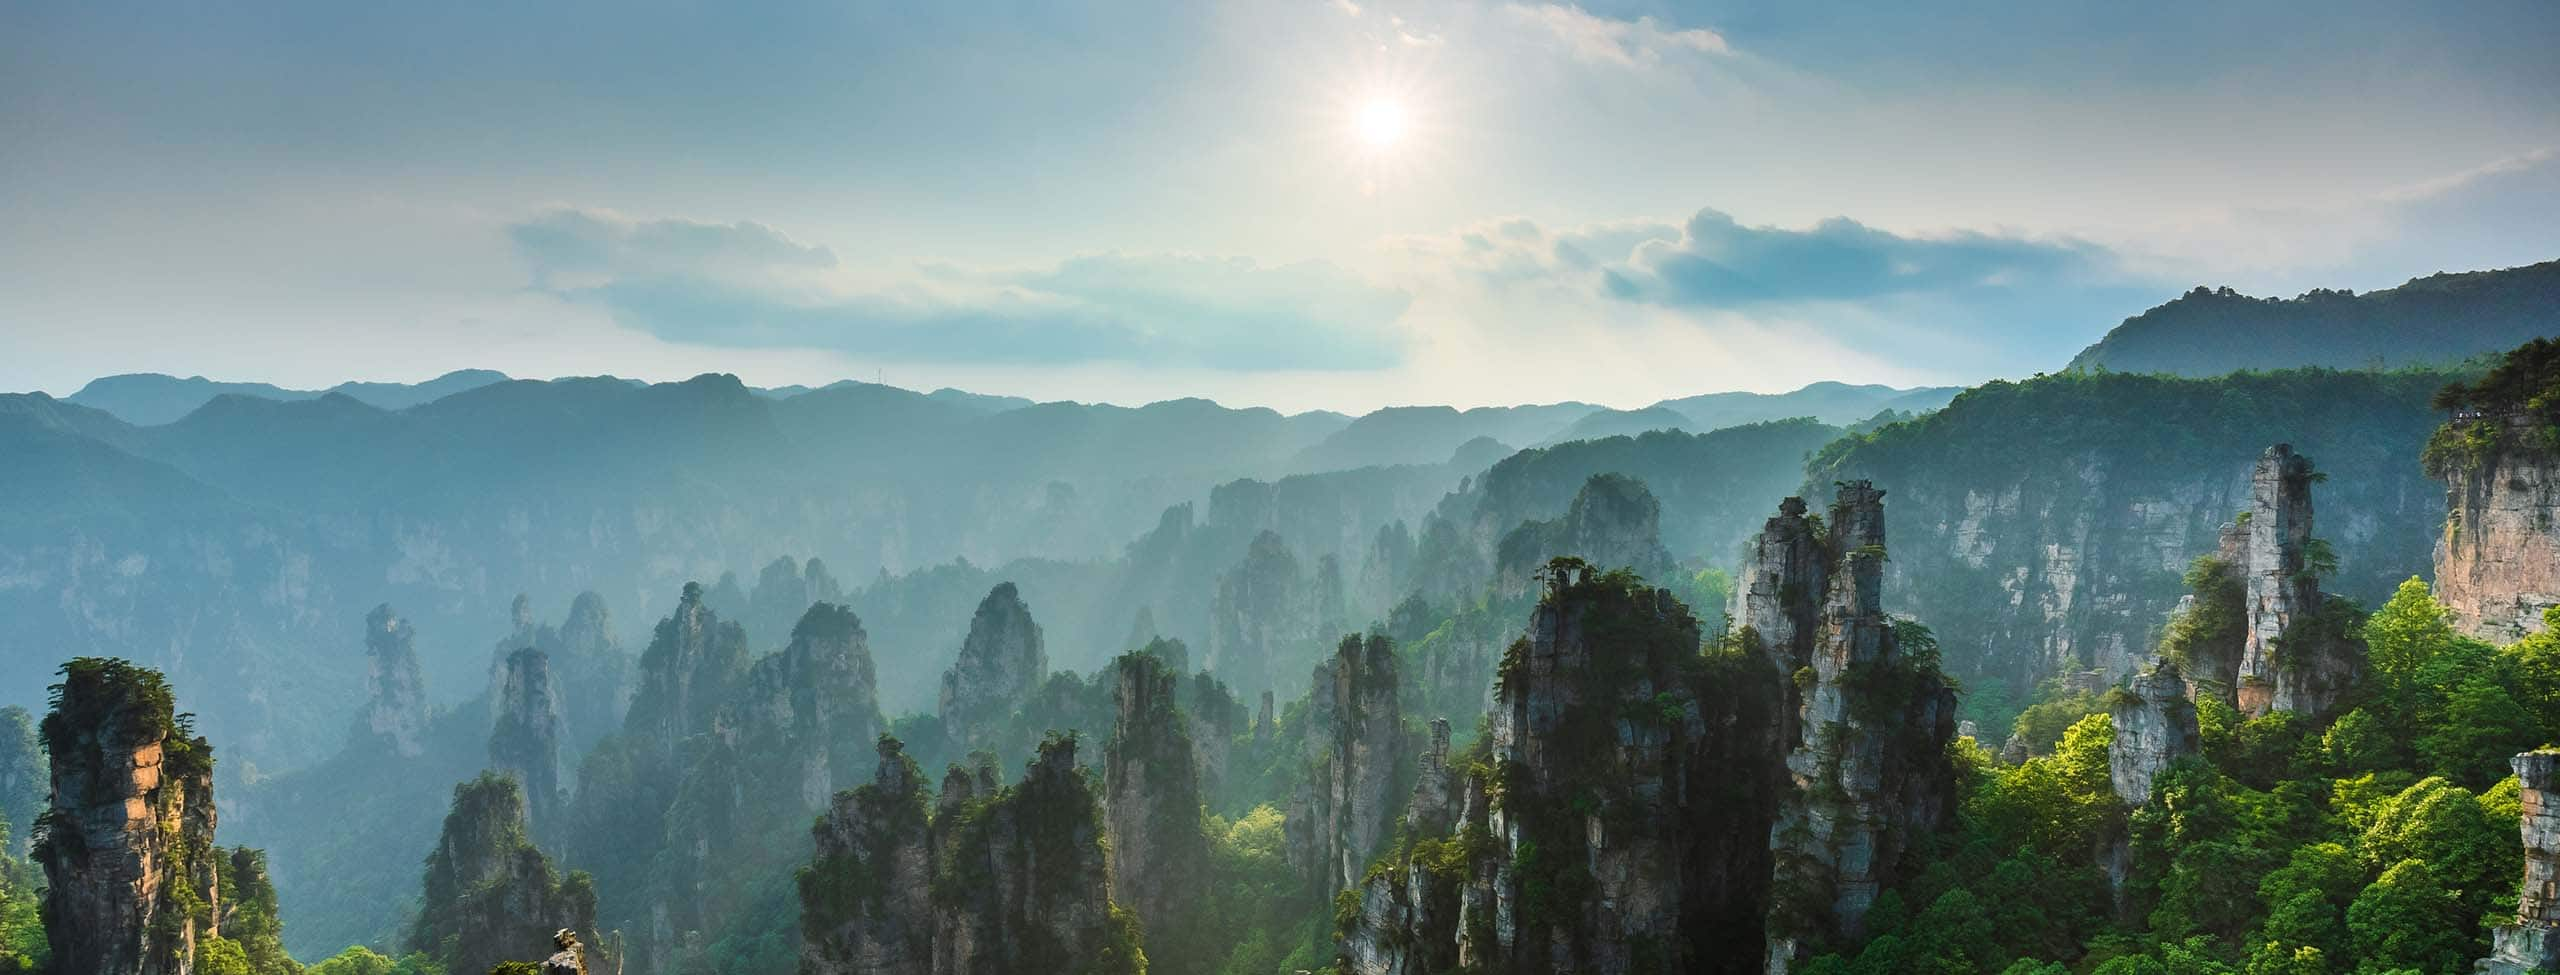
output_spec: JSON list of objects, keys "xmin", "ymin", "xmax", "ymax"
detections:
[
  {"xmin": 655, "ymin": 602, "xmax": 887, "ymax": 961},
  {"xmin": 748, "ymin": 555, "xmax": 846, "ymax": 649},
  {"xmin": 1255, "ymin": 690, "xmax": 1277, "ymax": 742},
  {"xmin": 1291, "ymin": 633, "xmax": 1407, "ymax": 894},
  {"xmin": 1493, "ymin": 473, "xmax": 1675, "ymax": 599},
  {"xmin": 1104, "ymin": 652, "xmax": 1210, "ymax": 965},
  {"xmin": 1741, "ymin": 483, "xmax": 1959, "ymax": 972},
  {"xmin": 542, "ymin": 929, "xmax": 593, "ymax": 975},
  {"xmin": 408, "ymin": 772, "xmax": 600, "ymax": 975},
  {"xmin": 489, "ymin": 648, "xmax": 567, "ymax": 830},
  {"xmin": 800, "ymin": 739, "xmax": 935, "ymax": 975},
  {"xmin": 1209, "ymin": 531, "xmax": 1321, "ymax": 697},
  {"xmin": 938, "ymin": 582, "xmax": 1048, "ymax": 751},
  {"xmin": 1343, "ymin": 561, "xmax": 1786, "ymax": 973},
  {"xmin": 2203, "ymin": 446, "xmax": 2362, "ymax": 717},
  {"xmin": 35, "ymin": 658, "xmax": 224, "ymax": 975},
  {"xmin": 493, "ymin": 592, "xmax": 630, "ymax": 760},
  {"xmin": 2478, "ymin": 750, "xmax": 2560, "ymax": 974},
  {"xmin": 2107, "ymin": 660, "xmax": 2198, "ymax": 806},
  {"xmin": 1183, "ymin": 669, "xmax": 1244, "ymax": 804},
  {"xmin": 363, "ymin": 603, "xmax": 430, "ymax": 757},
  {"xmin": 2438, "ymin": 417, "xmax": 2560, "ymax": 643},
  {"xmin": 624, "ymin": 582, "xmax": 752, "ymax": 759}
]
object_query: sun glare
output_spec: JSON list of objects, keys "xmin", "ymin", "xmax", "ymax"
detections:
[{"xmin": 1356, "ymin": 97, "xmax": 1406, "ymax": 150}]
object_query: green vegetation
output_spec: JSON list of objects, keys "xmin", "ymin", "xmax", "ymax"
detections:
[
  {"xmin": 1808, "ymin": 577, "xmax": 2556, "ymax": 974},
  {"xmin": 2425, "ymin": 336, "xmax": 2560, "ymax": 475}
]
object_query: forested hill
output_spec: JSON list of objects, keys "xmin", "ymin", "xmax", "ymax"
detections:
[{"xmin": 2065, "ymin": 259, "xmax": 2560, "ymax": 377}]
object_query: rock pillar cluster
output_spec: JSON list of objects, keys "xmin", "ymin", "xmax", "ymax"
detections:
[
  {"xmin": 1288, "ymin": 633, "xmax": 1406, "ymax": 894},
  {"xmin": 489, "ymin": 648, "xmax": 567, "ymax": 829},
  {"xmin": 1103, "ymin": 651, "xmax": 1208, "ymax": 952},
  {"xmin": 1744, "ymin": 483, "xmax": 1959, "ymax": 973},
  {"xmin": 799, "ymin": 735, "xmax": 1140, "ymax": 975},
  {"xmin": 938, "ymin": 582, "xmax": 1047, "ymax": 752}
]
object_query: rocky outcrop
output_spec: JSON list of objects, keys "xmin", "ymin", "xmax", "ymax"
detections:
[
  {"xmin": 1290, "ymin": 633, "xmax": 1407, "ymax": 895},
  {"xmin": 2175, "ymin": 446, "xmax": 2362, "ymax": 718},
  {"xmin": 409, "ymin": 772, "xmax": 600, "ymax": 975},
  {"xmin": 803, "ymin": 735, "xmax": 1140, "ymax": 975},
  {"xmin": 363, "ymin": 603, "xmax": 430, "ymax": 757},
  {"xmin": 489, "ymin": 648, "xmax": 567, "ymax": 830},
  {"xmin": 939, "ymin": 582, "xmax": 1047, "ymax": 750},
  {"xmin": 493, "ymin": 592, "xmax": 629, "ymax": 760},
  {"xmin": 1104, "ymin": 652, "xmax": 1210, "ymax": 965},
  {"xmin": 2437, "ymin": 417, "xmax": 2560, "ymax": 643},
  {"xmin": 2478, "ymin": 750, "xmax": 2560, "ymax": 974},
  {"xmin": 1492, "ymin": 473, "xmax": 1675, "ymax": 599},
  {"xmin": 624, "ymin": 582, "xmax": 751, "ymax": 759},
  {"xmin": 800, "ymin": 738, "xmax": 935, "ymax": 975},
  {"xmin": 2107, "ymin": 661, "xmax": 2198, "ymax": 806},
  {"xmin": 1742, "ymin": 483, "xmax": 1959, "ymax": 973},
  {"xmin": 1209, "ymin": 531, "xmax": 1323, "ymax": 698},
  {"xmin": 1342, "ymin": 560, "xmax": 1787, "ymax": 973},
  {"xmin": 1811, "ymin": 370, "xmax": 2443, "ymax": 703},
  {"xmin": 654, "ymin": 602, "xmax": 887, "ymax": 963},
  {"xmin": 35, "ymin": 658, "xmax": 224, "ymax": 975}
]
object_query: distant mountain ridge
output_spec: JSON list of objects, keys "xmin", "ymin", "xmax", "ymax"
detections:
[
  {"xmin": 68, "ymin": 368, "xmax": 513, "ymax": 425},
  {"xmin": 2066, "ymin": 258, "xmax": 2560, "ymax": 377}
]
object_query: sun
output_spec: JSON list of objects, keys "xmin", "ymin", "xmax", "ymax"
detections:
[{"xmin": 1355, "ymin": 97, "xmax": 1407, "ymax": 151}]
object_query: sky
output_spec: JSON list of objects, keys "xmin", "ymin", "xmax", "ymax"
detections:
[{"xmin": 3, "ymin": 0, "xmax": 2555, "ymax": 413}]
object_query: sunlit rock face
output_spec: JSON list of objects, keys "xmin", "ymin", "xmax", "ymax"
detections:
[
  {"xmin": 36, "ymin": 659, "xmax": 224, "ymax": 975},
  {"xmin": 2478, "ymin": 750, "xmax": 2560, "ymax": 974},
  {"xmin": 2107, "ymin": 660, "xmax": 2198, "ymax": 806},
  {"xmin": 363, "ymin": 603, "xmax": 430, "ymax": 758},
  {"xmin": 2438, "ymin": 419, "xmax": 2560, "ymax": 643},
  {"xmin": 938, "ymin": 582, "xmax": 1047, "ymax": 752},
  {"xmin": 1742, "ymin": 483, "xmax": 1958, "ymax": 975}
]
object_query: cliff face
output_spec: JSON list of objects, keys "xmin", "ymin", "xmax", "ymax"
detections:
[
  {"xmin": 364, "ymin": 604, "xmax": 430, "ymax": 758},
  {"xmin": 2436, "ymin": 418, "xmax": 2560, "ymax": 643},
  {"xmin": 1492, "ymin": 473, "xmax": 1675, "ymax": 599},
  {"xmin": 1208, "ymin": 531, "xmax": 1329, "ymax": 699},
  {"xmin": 1290, "ymin": 633, "xmax": 1407, "ymax": 895},
  {"xmin": 654, "ymin": 602, "xmax": 887, "ymax": 964},
  {"xmin": 1811, "ymin": 370, "xmax": 2442, "ymax": 699},
  {"xmin": 0, "ymin": 705, "xmax": 41, "ymax": 856},
  {"xmin": 36, "ymin": 658, "xmax": 224, "ymax": 975},
  {"xmin": 2106, "ymin": 662, "xmax": 2198, "ymax": 807},
  {"xmin": 803, "ymin": 735, "xmax": 1139, "ymax": 975},
  {"xmin": 493, "ymin": 592, "xmax": 629, "ymax": 760},
  {"xmin": 2478, "ymin": 750, "xmax": 2560, "ymax": 974},
  {"xmin": 1344, "ymin": 562, "xmax": 1786, "ymax": 974},
  {"xmin": 1742, "ymin": 484, "xmax": 1958, "ymax": 972},
  {"xmin": 939, "ymin": 582, "xmax": 1048, "ymax": 749},
  {"xmin": 489, "ymin": 648, "xmax": 567, "ymax": 831},
  {"xmin": 409, "ymin": 773, "xmax": 599, "ymax": 975},
  {"xmin": 625, "ymin": 582, "xmax": 751, "ymax": 758},
  {"xmin": 801, "ymin": 739, "xmax": 936, "ymax": 975},
  {"xmin": 1103, "ymin": 651, "xmax": 1210, "ymax": 966}
]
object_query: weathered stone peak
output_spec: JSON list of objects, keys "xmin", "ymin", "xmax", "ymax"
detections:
[
  {"xmin": 36, "ymin": 658, "xmax": 223, "ymax": 975},
  {"xmin": 409, "ymin": 772, "xmax": 599, "ymax": 975},
  {"xmin": 938, "ymin": 582, "xmax": 1048, "ymax": 749},
  {"xmin": 2107, "ymin": 660, "xmax": 2198, "ymax": 806},
  {"xmin": 489, "ymin": 648, "xmax": 567, "ymax": 830},
  {"xmin": 364, "ymin": 603, "xmax": 430, "ymax": 758},
  {"xmin": 1104, "ymin": 652, "xmax": 1208, "ymax": 965},
  {"xmin": 1748, "ymin": 483, "xmax": 1960, "ymax": 973},
  {"xmin": 1291, "ymin": 633, "xmax": 1406, "ymax": 896},
  {"xmin": 624, "ymin": 581, "xmax": 751, "ymax": 757}
]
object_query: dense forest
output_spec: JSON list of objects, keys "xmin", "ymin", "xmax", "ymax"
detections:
[{"xmin": 14, "ymin": 296, "xmax": 2560, "ymax": 974}]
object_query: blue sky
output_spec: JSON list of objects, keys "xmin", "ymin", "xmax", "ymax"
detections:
[{"xmin": 3, "ymin": 1, "xmax": 2554, "ymax": 411}]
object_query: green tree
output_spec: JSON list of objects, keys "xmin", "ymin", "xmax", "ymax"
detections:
[
  {"xmin": 2363, "ymin": 578, "xmax": 2456, "ymax": 707},
  {"xmin": 2345, "ymin": 860, "xmax": 2470, "ymax": 974},
  {"xmin": 2414, "ymin": 673, "xmax": 2541, "ymax": 787}
]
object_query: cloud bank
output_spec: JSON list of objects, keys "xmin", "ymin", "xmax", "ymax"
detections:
[{"xmin": 510, "ymin": 208, "xmax": 1411, "ymax": 371}]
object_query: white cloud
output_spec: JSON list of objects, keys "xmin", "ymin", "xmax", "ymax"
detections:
[{"xmin": 1503, "ymin": 3, "xmax": 1729, "ymax": 67}]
